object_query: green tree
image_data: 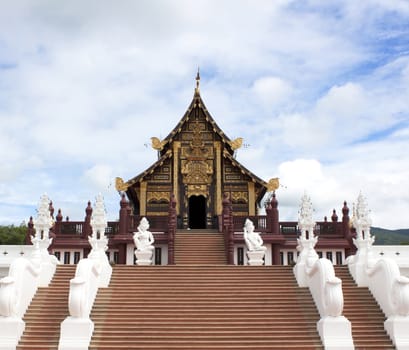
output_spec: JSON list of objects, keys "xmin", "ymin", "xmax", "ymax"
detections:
[{"xmin": 0, "ymin": 224, "xmax": 27, "ymax": 245}]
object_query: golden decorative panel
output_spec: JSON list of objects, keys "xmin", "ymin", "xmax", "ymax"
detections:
[
  {"xmin": 148, "ymin": 185, "xmax": 171, "ymax": 192},
  {"xmin": 153, "ymin": 174, "xmax": 170, "ymax": 181},
  {"xmin": 186, "ymin": 184, "xmax": 208, "ymax": 197},
  {"xmin": 182, "ymin": 160, "xmax": 213, "ymax": 184},
  {"xmin": 225, "ymin": 174, "xmax": 241, "ymax": 181},
  {"xmin": 147, "ymin": 192, "xmax": 170, "ymax": 203},
  {"xmin": 188, "ymin": 122, "xmax": 206, "ymax": 131},
  {"xmin": 231, "ymin": 191, "xmax": 248, "ymax": 203}
]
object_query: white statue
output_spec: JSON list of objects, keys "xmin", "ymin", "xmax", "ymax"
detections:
[
  {"xmin": 243, "ymin": 219, "xmax": 266, "ymax": 266},
  {"xmin": 243, "ymin": 219, "xmax": 267, "ymax": 252},
  {"xmin": 133, "ymin": 217, "xmax": 155, "ymax": 265},
  {"xmin": 134, "ymin": 217, "xmax": 155, "ymax": 252}
]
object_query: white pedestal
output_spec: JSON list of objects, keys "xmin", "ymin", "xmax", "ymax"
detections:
[
  {"xmin": 135, "ymin": 250, "xmax": 153, "ymax": 265},
  {"xmin": 385, "ymin": 316, "xmax": 409, "ymax": 350},
  {"xmin": 59, "ymin": 317, "xmax": 94, "ymax": 350},
  {"xmin": 0, "ymin": 316, "xmax": 25, "ymax": 350},
  {"xmin": 247, "ymin": 251, "xmax": 265, "ymax": 266},
  {"xmin": 293, "ymin": 262, "xmax": 308, "ymax": 287},
  {"xmin": 317, "ymin": 316, "xmax": 354, "ymax": 350}
]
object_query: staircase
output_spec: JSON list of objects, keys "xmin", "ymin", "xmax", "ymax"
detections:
[
  {"xmin": 334, "ymin": 266, "xmax": 395, "ymax": 349},
  {"xmin": 89, "ymin": 265, "xmax": 323, "ymax": 349},
  {"xmin": 17, "ymin": 264, "xmax": 76, "ymax": 349},
  {"xmin": 174, "ymin": 230, "xmax": 227, "ymax": 264}
]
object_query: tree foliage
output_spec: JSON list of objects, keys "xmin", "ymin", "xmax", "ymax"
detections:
[
  {"xmin": 371, "ymin": 227, "xmax": 409, "ymax": 245},
  {"xmin": 0, "ymin": 224, "xmax": 27, "ymax": 245}
]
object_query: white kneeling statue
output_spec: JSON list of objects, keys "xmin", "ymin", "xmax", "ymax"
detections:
[
  {"xmin": 243, "ymin": 218, "xmax": 266, "ymax": 265},
  {"xmin": 133, "ymin": 217, "xmax": 155, "ymax": 265}
]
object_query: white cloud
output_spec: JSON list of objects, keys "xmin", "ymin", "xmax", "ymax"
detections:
[
  {"xmin": 82, "ymin": 164, "xmax": 113, "ymax": 192},
  {"xmin": 252, "ymin": 76, "xmax": 293, "ymax": 108}
]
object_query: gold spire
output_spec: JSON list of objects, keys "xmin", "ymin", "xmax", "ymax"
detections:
[{"xmin": 195, "ymin": 68, "xmax": 200, "ymax": 94}]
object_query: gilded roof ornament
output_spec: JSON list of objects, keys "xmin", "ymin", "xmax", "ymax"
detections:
[
  {"xmin": 229, "ymin": 137, "xmax": 243, "ymax": 151},
  {"xmin": 267, "ymin": 177, "xmax": 280, "ymax": 192},
  {"xmin": 115, "ymin": 177, "xmax": 129, "ymax": 191},
  {"xmin": 195, "ymin": 68, "xmax": 200, "ymax": 94},
  {"xmin": 151, "ymin": 137, "xmax": 166, "ymax": 151}
]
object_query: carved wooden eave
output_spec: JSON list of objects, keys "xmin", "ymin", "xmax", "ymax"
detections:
[
  {"xmin": 124, "ymin": 150, "xmax": 173, "ymax": 204},
  {"xmin": 127, "ymin": 150, "xmax": 173, "ymax": 186},
  {"xmin": 156, "ymin": 90, "xmax": 237, "ymax": 157},
  {"xmin": 223, "ymin": 150, "xmax": 268, "ymax": 203}
]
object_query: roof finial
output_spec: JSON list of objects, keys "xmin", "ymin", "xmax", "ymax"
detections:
[{"xmin": 195, "ymin": 67, "xmax": 200, "ymax": 94}]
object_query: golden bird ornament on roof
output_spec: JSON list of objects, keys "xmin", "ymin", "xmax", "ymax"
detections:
[
  {"xmin": 229, "ymin": 137, "xmax": 243, "ymax": 151},
  {"xmin": 151, "ymin": 137, "xmax": 167, "ymax": 151},
  {"xmin": 115, "ymin": 177, "xmax": 129, "ymax": 191},
  {"xmin": 267, "ymin": 178, "xmax": 280, "ymax": 192}
]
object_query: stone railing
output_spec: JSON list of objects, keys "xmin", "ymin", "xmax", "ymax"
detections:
[
  {"xmin": 0, "ymin": 257, "xmax": 41, "ymax": 349},
  {"xmin": 347, "ymin": 192, "xmax": 409, "ymax": 349},
  {"xmin": 294, "ymin": 193, "xmax": 353, "ymax": 349},
  {"xmin": 306, "ymin": 258, "xmax": 344, "ymax": 318},
  {"xmin": 372, "ymin": 246, "xmax": 409, "ymax": 277},
  {"xmin": 348, "ymin": 253, "xmax": 409, "ymax": 349},
  {"xmin": 59, "ymin": 193, "xmax": 112, "ymax": 350},
  {"xmin": 294, "ymin": 239, "xmax": 353, "ymax": 350},
  {"xmin": 59, "ymin": 259, "xmax": 101, "ymax": 350},
  {"xmin": 0, "ymin": 245, "xmax": 35, "ymax": 277},
  {"xmin": 233, "ymin": 216, "xmax": 268, "ymax": 232}
]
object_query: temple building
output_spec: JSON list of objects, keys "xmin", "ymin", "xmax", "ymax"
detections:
[
  {"xmin": 30, "ymin": 73, "xmax": 354, "ymax": 266},
  {"xmin": 117, "ymin": 72, "xmax": 271, "ymax": 229}
]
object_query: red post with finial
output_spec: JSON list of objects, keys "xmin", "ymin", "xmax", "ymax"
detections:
[
  {"xmin": 26, "ymin": 216, "xmax": 35, "ymax": 244},
  {"xmin": 269, "ymin": 192, "xmax": 282, "ymax": 265},
  {"xmin": 342, "ymin": 201, "xmax": 356, "ymax": 257},
  {"xmin": 222, "ymin": 193, "xmax": 234, "ymax": 265},
  {"xmin": 222, "ymin": 193, "xmax": 231, "ymax": 264},
  {"xmin": 83, "ymin": 201, "xmax": 93, "ymax": 238},
  {"xmin": 270, "ymin": 193, "xmax": 280, "ymax": 235},
  {"xmin": 119, "ymin": 194, "xmax": 129, "ymax": 235},
  {"xmin": 54, "ymin": 209, "xmax": 63, "ymax": 235},
  {"xmin": 49, "ymin": 201, "xmax": 54, "ymax": 219}
]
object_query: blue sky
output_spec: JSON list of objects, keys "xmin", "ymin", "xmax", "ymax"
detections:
[{"xmin": 0, "ymin": 0, "xmax": 408, "ymax": 229}]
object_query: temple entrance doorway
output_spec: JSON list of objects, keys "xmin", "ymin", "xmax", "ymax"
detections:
[{"xmin": 188, "ymin": 195, "xmax": 206, "ymax": 229}]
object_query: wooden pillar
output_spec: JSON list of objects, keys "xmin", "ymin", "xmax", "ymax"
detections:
[
  {"xmin": 215, "ymin": 142, "xmax": 222, "ymax": 215},
  {"xmin": 272, "ymin": 244, "xmax": 281, "ymax": 265},
  {"xmin": 173, "ymin": 142, "xmax": 181, "ymax": 214},
  {"xmin": 140, "ymin": 181, "xmax": 147, "ymax": 216},
  {"xmin": 248, "ymin": 182, "xmax": 255, "ymax": 216},
  {"xmin": 167, "ymin": 194, "xmax": 176, "ymax": 265}
]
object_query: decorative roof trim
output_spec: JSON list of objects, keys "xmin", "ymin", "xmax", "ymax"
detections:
[
  {"xmin": 126, "ymin": 150, "xmax": 173, "ymax": 187},
  {"xmin": 223, "ymin": 150, "xmax": 268, "ymax": 188}
]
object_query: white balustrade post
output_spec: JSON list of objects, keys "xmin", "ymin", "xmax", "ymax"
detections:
[
  {"xmin": 347, "ymin": 192, "xmax": 375, "ymax": 287},
  {"xmin": 88, "ymin": 193, "xmax": 112, "ymax": 287},
  {"xmin": 30, "ymin": 193, "xmax": 59, "ymax": 287},
  {"xmin": 59, "ymin": 194, "xmax": 111, "ymax": 350},
  {"xmin": 294, "ymin": 193, "xmax": 318, "ymax": 286},
  {"xmin": 294, "ymin": 193, "xmax": 353, "ymax": 349}
]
